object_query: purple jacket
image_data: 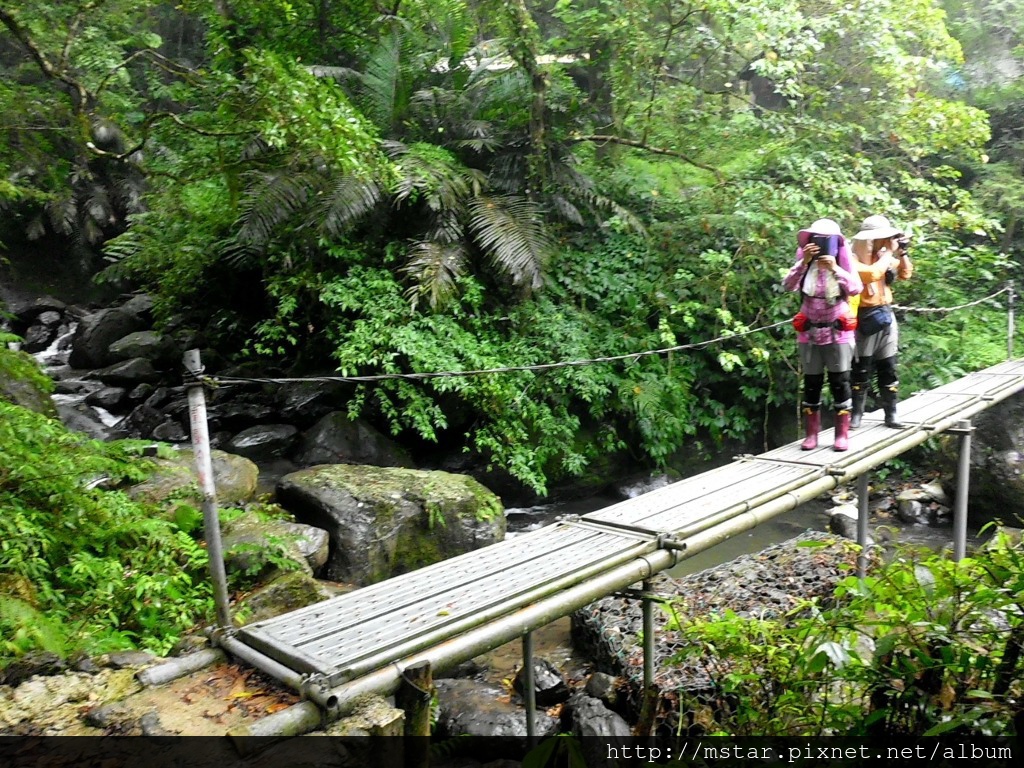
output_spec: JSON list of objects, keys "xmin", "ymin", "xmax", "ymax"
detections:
[{"xmin": 782, "ymin": 239, "xmax": 863, "ymax": 346}]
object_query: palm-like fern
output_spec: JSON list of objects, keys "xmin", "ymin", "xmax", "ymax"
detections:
[{"xmin": 227, "ymin": 18, "xmax": 640, "ymax": 312}]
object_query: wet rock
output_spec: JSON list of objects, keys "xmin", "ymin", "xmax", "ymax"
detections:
[
  {"xmin": 53, "ymin": 399, "xmax": 111, "ymax": 439},
  {"xmin": 277, "ymin": 464, "xmax": 505, "ymax": 585},
  {"xmin": 897, "ymin": 499, "xmax": 928, "ymax": 524},
  {"xmin": 7, "ymin": 295, "xmax": 67, "ymax": 325},
  {"xmin": 22, "ymin": 320, "xmax": 57, "ymax": 352},
  {"xmin": 120, "ymin": 293, "xmax": 155, "ymax": 322},
  {"xmin": 152, "ymin": 419, "xmax": 188, "ymax": 442},
  {"xmin": 277, "ymin": 380, "xmax": 347, "ymax": 426},
  {"xmin": 1, "ymin": 652, "xmax": 66, "ymax": 688},
  {"xmin": 434, "ymin": 678, "xmax": 559, "ymax": 739},
  {"xmin": 829, "ymin": 512, "xmax": 864, "ymax": 541},
  {"xmin": 104, "ymin": 651, "xmax": 157, "ymax": 670},
  {"xmin": 108, "ymin": 330, "xmax": 176, "ymax": 365},
  {"xmin": 127, "ymin": 448, "xmax": 259, "ymax": 508},
  {"xmin": 68, "ymin": 308, "xmax": 147, "ymax": 369},
  {"xmin": 222, "ymin": 508, "xmax": 329, "ymax": 576},
  {"xmin": 584, "ymin": 672, "xmax": 623, "ymax": 708},
  {"xmin": 91, "ymin": 357, "xmax": 160, "ymax": 386},
  {"xmin": 139, "ymin": 710, "xmax": 173, "ymax": 736},
  {"xmin": 293, "ymin": 411, "xmax": 415, "ymax": 468},
  {"xmin": 512, "ymin": 658, "xmax": 569, "ymax": 706},
  {"xmin": 128, "ymin": 382, "xmax": 155, "ymax": 402},
  {"xmin": 227, "ymin": 424, "xmax": 299, "ymax": 461},
  {"xmin": 567, "ymin": 692, "xmax": 632, "ymax": 738},
  {"xmin": 85, "ymin": 386, "xmax": 127, "ymax": 410},
  {"xmin": 112, "ymin": 402, "xmax": 165, "ymax": 439},
  {"xmin": 206, "ymin": 401, "xmax": 274, "ymax": 431}
]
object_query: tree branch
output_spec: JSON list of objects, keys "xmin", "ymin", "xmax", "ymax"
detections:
[
  {"xmin": 570, "ymin": 134, "xmax": 724, "ymax": 183},
  {"xmin": 0, "ymin": 8, "xmax": 91, "ymax": 113}
]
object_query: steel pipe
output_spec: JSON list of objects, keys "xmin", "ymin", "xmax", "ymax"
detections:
[
  {"xmin": 136, "ymin": 648, "xmax": 227, "ymax": 687},
  {"xmin": 184, "ymin": 349, "xmax": 232, "ymax": 630},
  {"xmin": 642, "ymin": 579, "xmax": 654, "ymax": 690},
  {"xmin": 522, "ymin": 631, "xmax": 536, "ymax": 744},
  {"xmin": 857, "ymin": 473, "xmax": 870, "ymax": 578},
  {"xmin": 217, "ymin": 632, "xmax": 307, "ymax": 692},
  {"xmin": 953, "ymin": 420, "xmax": 974, "ymax": 561}
]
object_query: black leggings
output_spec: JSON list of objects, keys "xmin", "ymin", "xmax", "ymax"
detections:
[
  {"xmin": 852, "ymin": 355, "xmax": 899, "ymax": 392},
  {"xmin": 803, "ymin": 371, "xmax": 852, "ymax": 410}
]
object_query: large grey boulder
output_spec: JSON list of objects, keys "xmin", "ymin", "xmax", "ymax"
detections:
[
  {"xmin": 221, "ymin": 508, "xmax": 329, "ymax": 577},
  {"xmin": 107, "ymin": 330, "xmax": 177, "ymax": 366},
  {"xmin": 276, "ymin": 464, "xmax": 505, "ymax": 584},
  {"xmin": 226, "ymin": 424, "xmax": 299, "ymax": 461},
  {"xmin": 128, "ymin": 448, "xmax": 259, "ymax": 509},
  {"xmin": 292, "ymin": 411, "xmax": 414, "ymax": 468},
  {"xmin": 68, "ymin": 308, "xmax": 147, "ymax": 369}
]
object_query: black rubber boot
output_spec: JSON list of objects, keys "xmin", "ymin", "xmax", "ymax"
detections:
[
  {"xmin": 881, "ymin": 387, "xmax": 904, "ymax": 428},
  {"xmin": 850, "ymin": 387, "xmax": 868, "ymax": 429}
]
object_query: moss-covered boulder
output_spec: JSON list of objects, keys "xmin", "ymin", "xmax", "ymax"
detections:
[
  {"xmin": 276, "ymin": 464, "xmax": 505, "ymax": 585},
  {"xmin": 221, "ymin": 507, "xmax": 329, "ymax": 578},
  {"xmin": 234, "ymin": 570, "xmax": 332, "ymax": 625},
  {"xmin": 127, "ymin": 448, "xmax": 258, "ymax": 510},
  {"xmin": 0, "ymin": 347, "xmax": 57, "ymax": 418}
]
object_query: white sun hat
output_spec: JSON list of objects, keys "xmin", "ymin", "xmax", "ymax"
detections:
[
  {"xmin": 797, "ymin": 218, "xmax": 843, "ymax": 247},
  {"xmin": 851, "ymin": 214, "xmax": 901, "ymax": 241}
]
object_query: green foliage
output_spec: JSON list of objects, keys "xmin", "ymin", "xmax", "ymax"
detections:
[
  {"xmin": 670, "ymin": 534, "xmax": 1024, "ymax": 736},
  {"xmin": 0, "ymin": 398, "xmax": 213, "ymax": 665}
]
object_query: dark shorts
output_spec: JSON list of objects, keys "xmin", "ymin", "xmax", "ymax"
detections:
[{"xmin": 799, "ymin": 342, "xmax": 854, "ymax": 374}]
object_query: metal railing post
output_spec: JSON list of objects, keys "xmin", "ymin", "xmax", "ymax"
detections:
[
  {"xmin": 642, "ymin": 580, "xmax": 654, "ymax": 691},
  {"xmin": 952, "ymin": 419, "xmax": 974, "ymax": 562},
  {"xmin": 1009, "ymin": 280, "xmax": 1016, "ymax": 360},
  {"xmin": 522, "ymin": 631, "xmax": 536, "ymax": 746},
  {"xmin": 184, "ymin": 349, "xmax": 232, "ymax": 629},
  {"xmin": 857, "ymin": 472, "xmax": 870, "ymax": 578}
]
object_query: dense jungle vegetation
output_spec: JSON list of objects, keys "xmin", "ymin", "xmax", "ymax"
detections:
[
  {"xmin": 2, "ymin": 0, "xmax": 1022, "ymax": 494},
  {"xmin": 3, "ymin": 0, "xmax": 1024, "ymax": 728}
]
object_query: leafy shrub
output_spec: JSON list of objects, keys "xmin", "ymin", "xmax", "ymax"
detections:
[
  {"xmin": 0, "ymin": 393, "xmax": 214, "ymax": 666},
  {"xmin": 669, "ymin": 533, "xmax": 1024, "ymax": 736}
]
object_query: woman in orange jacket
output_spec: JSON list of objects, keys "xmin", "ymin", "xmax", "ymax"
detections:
[{"xmin": 849, "ymin": 215, "xmax": 914, "ymax": 428}]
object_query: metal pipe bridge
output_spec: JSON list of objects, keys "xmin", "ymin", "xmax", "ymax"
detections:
[{"xmin": 215, "ymin": 359, "xmax": 1024, "ymax": 734}]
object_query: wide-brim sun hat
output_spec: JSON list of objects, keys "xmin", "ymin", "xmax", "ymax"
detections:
[
  {"xmin": 797, "ymin": 218, "xmax": 843, "ymax": 247},
  {"xmin": 851, "ymin": 214, "xmax": 901, "ymax": 241}
]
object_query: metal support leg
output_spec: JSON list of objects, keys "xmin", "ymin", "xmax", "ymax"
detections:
[
  {"xmin": 952, "ymin": 420, "xmax": 974, "ymax": 562},
  {"xmin": 1008, "ymin": 280, "xmax": 1015, "ymax": 360},
  {"xmin": 642, "ymin": 579, "xmax": 654, "ymax": 691},
  {"xmin": 184, "ymin": 349, "xmax": 232, "ymax": 629},
  {"xmin": 522, "ymin": 631, "xmax": 536, "ymax": 746},
  {"xmin": 857, "ymin": 473, "xmax": 870, "ymax": 578}
]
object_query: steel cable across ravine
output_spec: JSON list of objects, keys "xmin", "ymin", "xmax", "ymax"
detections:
[{"xmin": 189, "ymin": 284, "xmax": 1015, "ymax": 387}]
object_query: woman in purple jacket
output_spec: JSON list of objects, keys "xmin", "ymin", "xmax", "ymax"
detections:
[{"xmin": 782, "ymin": 219, "xmax": 863, "ymax": 451}]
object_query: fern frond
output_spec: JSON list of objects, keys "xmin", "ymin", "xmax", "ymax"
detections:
[
  {"xmin": 401, "ymin": 239, "xmax": 468, "ymax": 311},
  {"xmin": 467, "ymin": 195, "xmax": 550, "ymax": 292},
  {"xmin": 317, "ymin": 175, "xmax": 384, "ymax": 238},
  {"xmin": 236, "ymin": 170, "xmax": 319, "ymax": 246}
]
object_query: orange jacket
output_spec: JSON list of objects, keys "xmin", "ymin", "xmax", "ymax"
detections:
[{"xmin": 854, "ymin": 249, "xmax": 913, "ymax": 309}]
